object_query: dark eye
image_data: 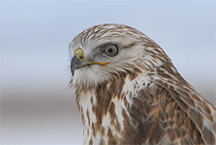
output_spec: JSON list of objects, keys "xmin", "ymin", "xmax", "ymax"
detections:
[{"xmin": 103, "ymin": 45, "xmax": 118, "ymax": 57}]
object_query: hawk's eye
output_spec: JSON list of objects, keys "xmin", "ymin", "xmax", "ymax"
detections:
[{"xmin": 103, "ymin": 45, "xmax": 118, "ymax": 57}]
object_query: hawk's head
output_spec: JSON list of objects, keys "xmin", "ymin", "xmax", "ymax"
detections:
[{"xmin": 69, "ymin": 24, "xmax": 171, "ymax": 90}]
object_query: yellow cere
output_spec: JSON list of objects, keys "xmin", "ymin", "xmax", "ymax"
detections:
[
  {"xmin": 75, "ymin": 48, "xmax": 84, "ymax": 61},
  {"xmin": 75, "ymin": 48, "xmax": 108, "ymax": 66}
]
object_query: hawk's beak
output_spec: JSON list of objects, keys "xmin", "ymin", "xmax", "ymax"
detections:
[
  {"xmin": 70, "ymin": 48, "xmax": 108, "ymax": 76},
  {"xmin": 70, "ymin": 55, "xmax": 86, "ymax": 76}
]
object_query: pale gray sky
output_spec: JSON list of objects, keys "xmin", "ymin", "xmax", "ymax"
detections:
[{"xmin": 1, "ymin": 0, "xmax": 215, "ymax": 86}]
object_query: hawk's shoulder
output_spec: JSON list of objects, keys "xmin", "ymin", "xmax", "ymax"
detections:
[{"xmin": 125, "ymin": 74, "xmax": 216, "ymax": 144}]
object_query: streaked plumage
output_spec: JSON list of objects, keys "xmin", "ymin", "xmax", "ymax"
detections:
[{"xmin": 69, "ymin": 24, "xmax": 216, "ymax": 144}]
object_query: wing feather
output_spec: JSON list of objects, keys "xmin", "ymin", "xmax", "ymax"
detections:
[
  {"xmin": 154, "ymin": 78, "xmax": 216, "ymax": 144},
  {"xmin": 126, "ymin": 76, "xmax": 216, "ymax": 144}
]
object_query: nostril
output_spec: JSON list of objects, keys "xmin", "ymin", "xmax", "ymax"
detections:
[{"xmin": 79, "ymin": 56, "xmax": 84, "ymax": 60}]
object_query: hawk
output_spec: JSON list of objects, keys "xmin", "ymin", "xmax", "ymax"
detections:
[{"xmin": 69, "ymin": 24, "xmax": 216, "ymax": 145}]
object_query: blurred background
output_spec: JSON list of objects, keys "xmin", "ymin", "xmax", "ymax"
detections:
[{"xmin": 1, "ymin": 0, "xmax": 215, "ymax": 144}]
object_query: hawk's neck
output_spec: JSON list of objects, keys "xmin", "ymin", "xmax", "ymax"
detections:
[{"xmin": 75, "ymin": 73, "xmax": 144, "ymax": 144}]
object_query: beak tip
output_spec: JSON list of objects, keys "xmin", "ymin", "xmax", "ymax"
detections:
[{"xmin": 71, "ymin": 65, "xmax": 75, "ymax": 76}]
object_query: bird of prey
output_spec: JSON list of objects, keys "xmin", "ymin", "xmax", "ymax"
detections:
[{"xmin": 69, "ymin": 24, "xmax": 216, "ymax": 145}]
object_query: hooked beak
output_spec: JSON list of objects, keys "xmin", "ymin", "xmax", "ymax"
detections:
[
  {"xmin": 70, "ymin": 48, "xmax": 108, "ymax": 76},
  {"xmin": 70, "ymin": 55, "xmax": 86, "ymax": 76}
]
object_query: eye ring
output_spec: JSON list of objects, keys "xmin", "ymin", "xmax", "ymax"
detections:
[{"xmin": 103, "ymin": 44, "xmax": 118, "ymax": 57}]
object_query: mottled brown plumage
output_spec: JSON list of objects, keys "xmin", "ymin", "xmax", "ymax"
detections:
[{"xmin": 69, "ymin": 24, "xmax": 216, "ymax": 144}]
